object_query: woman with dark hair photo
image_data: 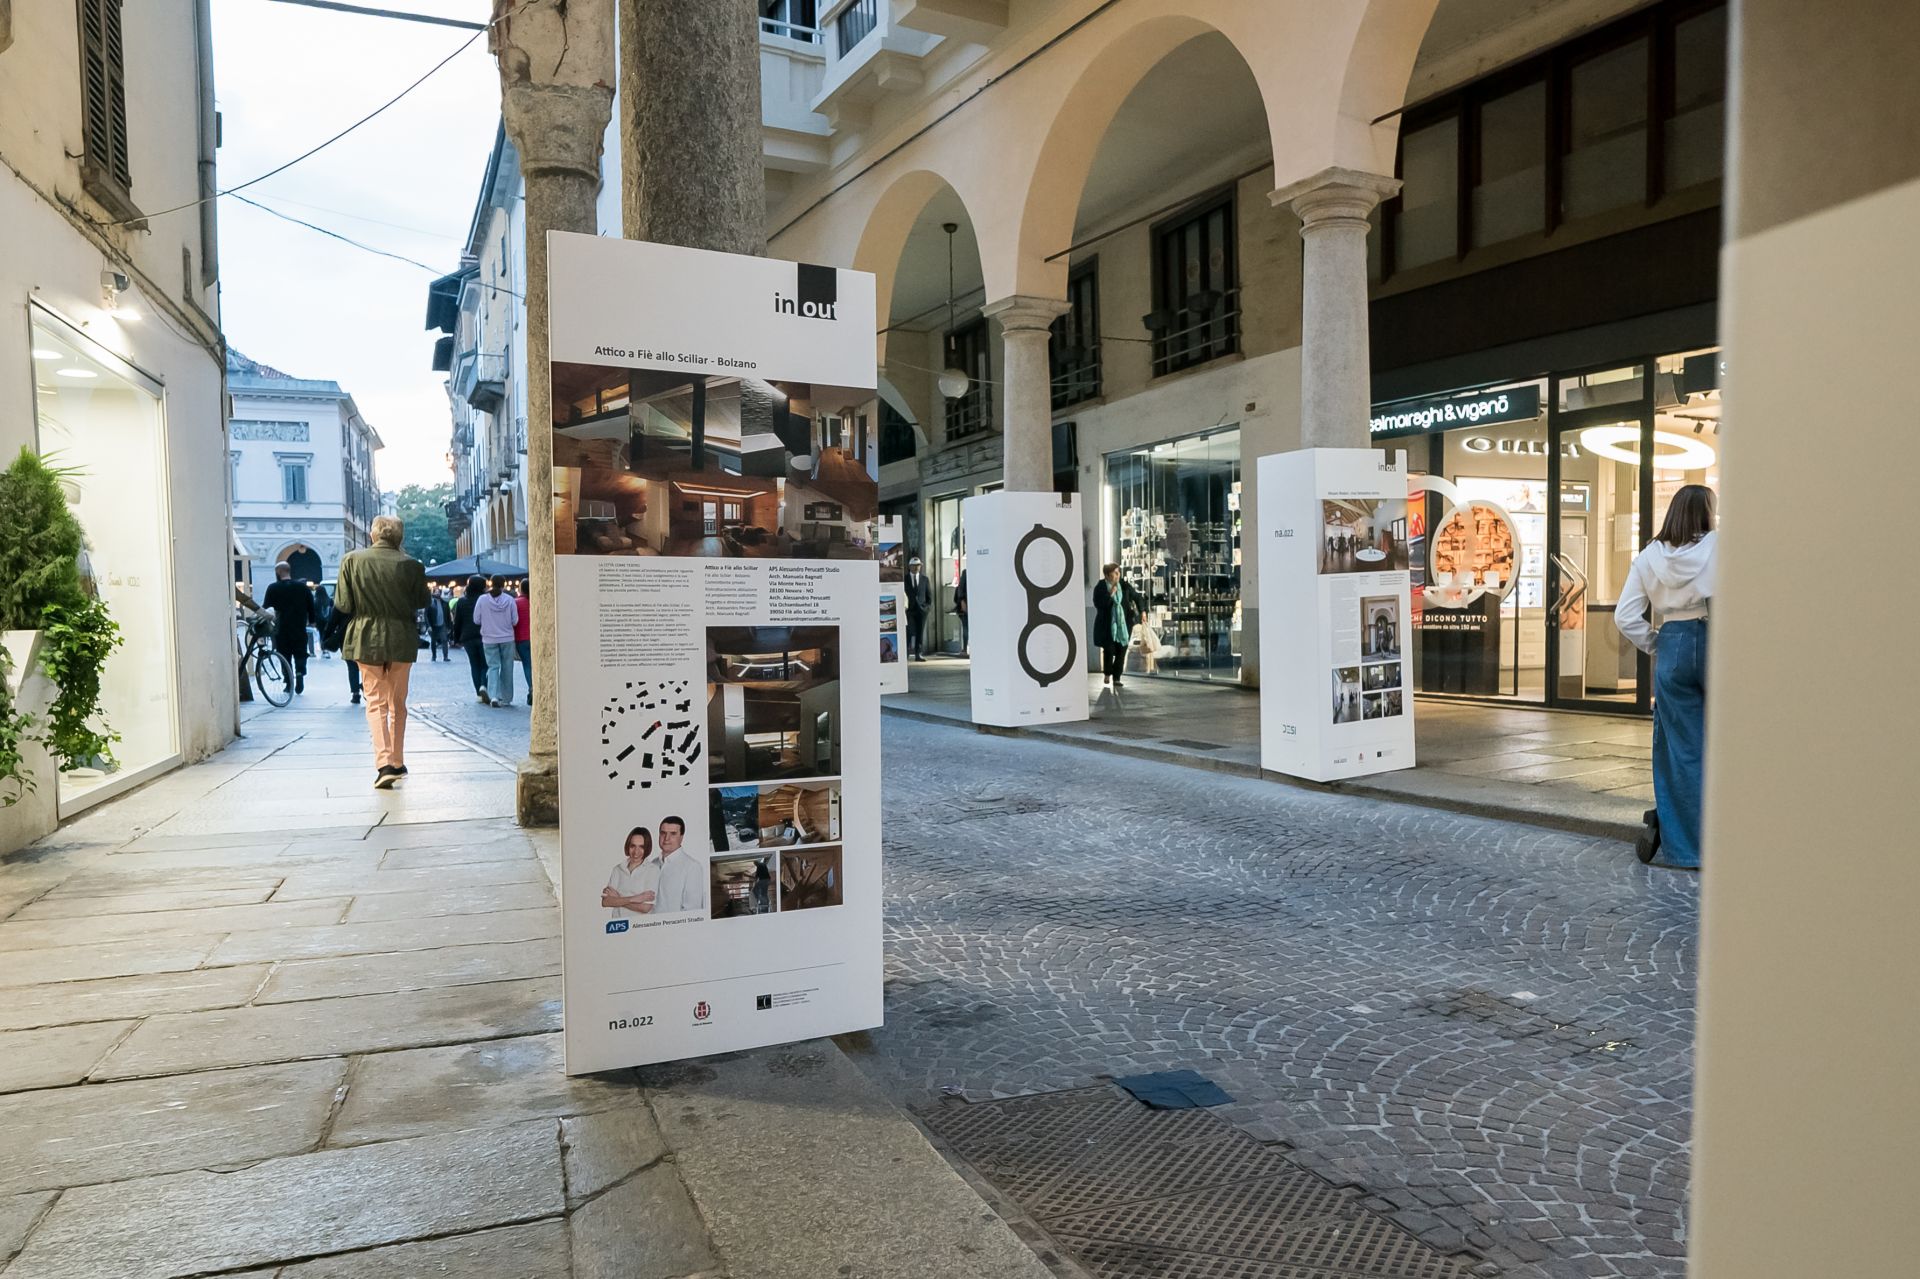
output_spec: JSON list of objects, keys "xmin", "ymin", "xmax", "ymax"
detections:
[{"xmin": 1616, "ymin": 483, "xmax": 1718, "ymax": 871}]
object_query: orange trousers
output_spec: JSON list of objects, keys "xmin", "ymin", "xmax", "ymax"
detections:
[{"xmin": 358, "ymin": 661, "xmax": 413, "ymax": 770}]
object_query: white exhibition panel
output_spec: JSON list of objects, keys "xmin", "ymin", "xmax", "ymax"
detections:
[
  {"xmin": 548, "ymin": 231, "xmax": 876, "ymax": 389},
  {"xmin": 963, "ymin": 491, "xmax": 1089, "ymax": 728},
  {"xmin": 1257, "ymin": 448, "xmax": 1416, "ymax": 782},
  {"xmin": 548, "ymin": 235, "xmax": 882, "ymax": 1073},
  {"xmin": 877, "ymin": 516, "xmax": 908, "ymax": 696}
]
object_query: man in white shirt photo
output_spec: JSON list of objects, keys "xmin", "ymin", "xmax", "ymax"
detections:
[
  {"xmin": 652, "ymin": 815, "xmax": 707, "ymax": 915},
  {"xmin": 602, "ymin": 827, "xmax": 659, "ymax": 919}
]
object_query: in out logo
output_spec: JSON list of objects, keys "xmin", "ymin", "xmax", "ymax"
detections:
[
  {"xmin": 773, "ymin": 263, "xmax": 839, "ymax": 321},
  {"xmin": 756, "ymin": 994, "xmax": 773, "ymax": 1011},
  {"xmin": 693, "ymin": 1001, "xmax": 711, "ymax": 1022}
]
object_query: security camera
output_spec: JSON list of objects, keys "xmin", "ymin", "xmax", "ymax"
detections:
[{"xmin": 101, "ymin": 269, "xmax": 130, "ymax": 294}]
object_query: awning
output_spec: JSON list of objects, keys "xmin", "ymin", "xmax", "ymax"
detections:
[{"xmin": 423, "ymin": 554, "xmax": 528, "ymax": 582}]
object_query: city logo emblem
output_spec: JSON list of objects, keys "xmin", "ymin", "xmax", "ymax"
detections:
[
  {"xmin": 693, "ymin": 1001, "xmax": 711, "ymax": 1023},
  {"xmin": 756, "ymin": 994, "xmax": 773, "ymax": 1011},
  {"xmin": 605, "ymin": 920, "xmax": 629, "ymax": 934}
]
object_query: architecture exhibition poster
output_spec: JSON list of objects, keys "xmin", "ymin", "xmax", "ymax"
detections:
[{"xmin": 546, "ymin": 232, "xmax": 882, "ymax": 1072}]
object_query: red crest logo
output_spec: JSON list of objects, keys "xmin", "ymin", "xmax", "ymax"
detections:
[{"xmin": 693, "ymin": 1001, "xmax": 711, "ymax": 1022}]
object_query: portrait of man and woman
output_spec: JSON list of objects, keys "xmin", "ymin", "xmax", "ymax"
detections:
[{"xmin": 602, "ymin": 816, "xmax": 708, "ymax": 920}]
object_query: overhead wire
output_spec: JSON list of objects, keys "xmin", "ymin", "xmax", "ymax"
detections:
[
  {"xmin": 104, "ymin": 0, "xmax": 552, "ymax": 227},
  {"xmin": 230, "ymin": 193, "xmax": 525, "ymax": 300}
]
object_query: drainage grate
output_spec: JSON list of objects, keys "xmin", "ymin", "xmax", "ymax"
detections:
[
  {"xmin": 1160, "ymin": 738, "xmax": 1228, "ymax": 752},
  {"xmin": 924, "ymin": 1087, "xmax": 1476, "ymax": 1279}
]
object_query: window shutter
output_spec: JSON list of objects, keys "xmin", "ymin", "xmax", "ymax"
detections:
[{"xmin": 78, "ymin": 0, "xmax": 133, "ymax": 197}]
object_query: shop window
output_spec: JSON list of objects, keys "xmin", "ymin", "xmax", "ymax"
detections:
[
  {"xmin": 29, "ymin": 306, "xmax": 179, "ymax": 807},
  {"xmin": 1396, "ymin": 116, "xmax": 1459, "ymax": 269},
  {"xmin": 1665, "ymin": 5, "xmax": 1727, "ymax": 191},
  {"xmin": 1051, "ymin": 262, "xmax": 1101, "ymax": 409},
  {"xmin": 942, "ymin": 319, "xmax": 991, "ymax": 440},
  {"xmin": 1150, "ymin": 197, "xmax": 1239, "ymax": 377},
  {"xmin": 77, "ymin": 0, "xmax": 136, "ymax": 219},
  {"xmin": 1105, "ymin": 428, "xmax": 1243, "ymax": 682},
  {"xmin": 1472, "ymin": 79, "xmax": 1547, "ymax": 247},
  {"xmin": 1562, "ymin": 37, "xmax": 1650, "ymax": 221}
]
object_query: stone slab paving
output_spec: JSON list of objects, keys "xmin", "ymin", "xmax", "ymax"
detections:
[
  {"xmin": 255, "ymin": 937, "xmax": 560, "ymax": 1003},
  {"xmin": 3, "ymin": 1121, "xmax": 566, "ymax": 1279},
  {"xmin": 328, "ymin": 1034, "xmax": 639, "ymax": 1145},
  {"xmin": 341, "ymin": 879, "xmax": 554, "ymax": 922},
  {"xmin": 267, "ymin": 1219, "xmax": 572, "ymax": 1277},
  {"xmin": 857, "ymin": 715, "xmax": 1698, "ymax": 1279},
  {"xmin": 0, "ymin": 683, "xmax": 1029, "ymax": 1279},
  {"xmin": 0, "ymin": 1060, "xmax": 345, "ymax": 1195},
  {"xmin": 0, "ymin": 1022, "xmax": 134, "ymax": 1092},
  {"xmin": 643, "ymin": 1046, "xmax": 1053, "ymax": 1279},
  {"xmin": 0, "ymin": 964, "xmax": 271, "ymax": 1032},
  {"xmin": 92, "ymin": 976, "xmax": 563, "ymax": 1079},
  {"xmin": 207, "ymin": 905, "xmax": 559, "ymax": 964}
]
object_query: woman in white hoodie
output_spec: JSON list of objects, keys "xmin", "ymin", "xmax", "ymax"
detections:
[{"xmin": 1615, "ymin": 484, "xmax": 1717, "ymax": 870}]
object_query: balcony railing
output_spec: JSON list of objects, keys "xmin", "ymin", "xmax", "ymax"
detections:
[
  {"xmin": 1147, "ymin": 287, "xmax": 1242, "ymax": 378},
  {"xmin": 761, "ymin": 15, "xmax": 820, "ymax": 42},
  {"xmin": 836, "ymin": 0, "xmax": 878, "ymax": 55}
]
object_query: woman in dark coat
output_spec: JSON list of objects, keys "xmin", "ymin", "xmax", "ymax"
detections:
[
  {"xmin": 451, "ymin": 574, "xmax": 492, "ymax": 705},
  {"xmin": 1091, "ymin": 562, "xmax": 1143, "ymax": 688}
]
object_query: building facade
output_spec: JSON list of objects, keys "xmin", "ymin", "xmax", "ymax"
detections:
[
  {"xmin": 749, "ymin": 0, "xmax": 1725, "ymax": 709},
  {"xmin": 427, "ymin": 124, "xmax": 530, "ymax": 571},
  {"xmin": 227, "ymin": 351, "xmax": 383, "ymax": 594},
  {"xmin": 0, "ymin": 0, "xmax": 233, "ymax": 844}
]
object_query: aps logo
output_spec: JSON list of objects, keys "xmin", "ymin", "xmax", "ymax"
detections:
[{"xmin": 773, "ymin": 262, "xmax": 840, "ymax": 321}]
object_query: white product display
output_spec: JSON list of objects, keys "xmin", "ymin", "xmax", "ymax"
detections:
[
  {"xmin": 547, "ymin": 232, "xmax": 882, "ymax": 1072},
  {"xmin": 877, "ymin": 516, "xmax": 908, "ymax": 695},
  {"xmin": 963, "ymin": 491, "xmax": 1089, "ymax": 727},
  {"xmin": 1257, "ymin": 448, "xmax": 1416, "ymax": 781}
]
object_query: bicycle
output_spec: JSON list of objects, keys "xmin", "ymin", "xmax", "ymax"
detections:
[{"xmin": 241, "ymin": 611, "xmax": 295, "ymax": 707}]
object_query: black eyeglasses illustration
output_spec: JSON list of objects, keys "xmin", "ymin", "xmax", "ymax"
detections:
[{"xmin": 1014, "ymin": 523, "xmax": 1076, "ymax": 687}]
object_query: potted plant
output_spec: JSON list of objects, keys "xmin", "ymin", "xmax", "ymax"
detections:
[{"xmin": 0, "ymin": 448, "xmax": 122, "ymax": 841}]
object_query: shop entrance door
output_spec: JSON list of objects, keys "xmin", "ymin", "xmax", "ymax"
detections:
[{"xmin": 1547, "ymin": 361, "xmax": 1651, "ymax": 711}]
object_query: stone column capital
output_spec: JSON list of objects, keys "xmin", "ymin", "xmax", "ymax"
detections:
[
  {"xmin": 983, "ymin": 295, "xmax": 1072, "ymax": 334},
  {"xmin": 1269, "ymin": 166, "xmax": 1402, "ymax": 231},
  {"xmin": 501, "ymin": 81, "xmax": 613, "ymax": 183}
]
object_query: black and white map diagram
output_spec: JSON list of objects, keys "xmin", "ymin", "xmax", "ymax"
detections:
[{"xmin": 600, "ymin": 679, "xmax": 702, "ymax": 789}]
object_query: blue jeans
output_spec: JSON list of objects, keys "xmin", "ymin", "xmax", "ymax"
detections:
[
  {"xmin": 1651, "ymin": 619, "xmax": 1707, "ymax": 867},
  {"xmin": 483, "ymin": 642, "xmax": 516, "ymax": 706},
  {"xmin": 515, "ymin": 639, "xmax": 532, "ymax": 697}
]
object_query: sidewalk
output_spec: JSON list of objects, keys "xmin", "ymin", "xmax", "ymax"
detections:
[
  {"xmin": 0, "ymin": 682, "xmax": 1047, "ymax": 1279},
  {"xmin": 887, "ymin": 660, "xmax": 1653, "ymax": 841}
]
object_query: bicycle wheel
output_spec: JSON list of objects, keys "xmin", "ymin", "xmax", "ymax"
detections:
[{"xmin": 253, "ymin": 648, "xmax": 294, "ymax": 707}]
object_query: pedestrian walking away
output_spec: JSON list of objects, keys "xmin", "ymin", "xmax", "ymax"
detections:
[
  {"xmin": 1615, "ymin": 483, "xmax": 1717, "ymax": 871},
  {"xmin": 335, "ymin": 515, "xmax": 431, "ymax": 789},
  {"xmin": 310, "ymin": 579, "xmax": 336, "ymax": 660},
  {"xmin": 452, "ymin": 574, "xmax": 492, "ymax": 704},
  {"xmin": 260, "ymin": 562, "xmax": 315, "ymax": 695},
  {"xmin": 475, "ymin": 577, "xmax": 518, "ymax": 708},
  {"xmin": 511, "ymin": 579, "xmax": 533, "ymax": 705},
  {"xmin": 953, "ymin": 567, "xmax": 969, "ymax": 656},
  {"xmin": 1092, "ymin": 562, "xmax": 1142, "ymax": 689},
  {"xmin": 426, "ymin": 585, "xmax": 452, "ymax": 661},
  {"xmin": 903, "ymin": 556, "xmax": 932, "ymax": 660}
]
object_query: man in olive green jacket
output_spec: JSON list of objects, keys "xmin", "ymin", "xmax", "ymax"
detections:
[{"xmin": 335, "ymin": 516, "xmax": 431, "ymax": 789}]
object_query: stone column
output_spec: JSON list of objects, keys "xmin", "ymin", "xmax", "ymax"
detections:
[
  {"xmin": 1269, "ymin": 167, "xmax": 1400, "ymax": 451},
  {"xmin": 493, "ymin": 0, "xmax": 614, "ymax": 827},
  {"xmin": 982, "ymin": 296, "xmax": 1071, "ymax": 493},
  {"xmin": 620, "ymin": 0, "xmax": 765, "ymax": 252}
]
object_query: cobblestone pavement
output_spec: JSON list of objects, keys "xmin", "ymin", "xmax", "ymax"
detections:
[
  {"xmin": 862, "ymin": 716, "xmax": 1697, "ymax": 1279},
  {"xmin": 394, "ymin": 648, "xmax": 532, "ymax": 765}
]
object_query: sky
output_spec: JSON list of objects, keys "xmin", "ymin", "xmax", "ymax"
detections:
[{"xmin": 211, "ymin": 0, "xmax": 503, "ymax": 491}]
